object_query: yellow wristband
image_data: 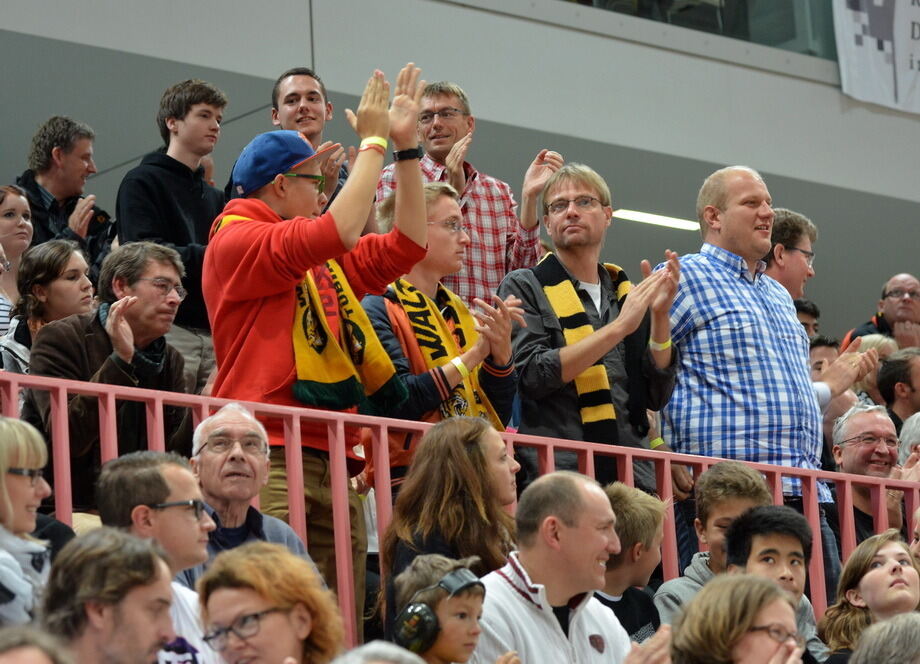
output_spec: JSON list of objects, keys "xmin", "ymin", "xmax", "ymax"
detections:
[
  {"xmin": 451, "ymin": 356, "xmax": 471, "ymax": 379},
  {"xmin": 360, "ymin": 136, "xmax": 388, "ymax": 150},
  {"xmin": 649, "ymin": 437, "xmax": 666, "ymax": 450},
  {"xmin": 649, "ymin": 337, "xmax": 672, "ymax": 351}
]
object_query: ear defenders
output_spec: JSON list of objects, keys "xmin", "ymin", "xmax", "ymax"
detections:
[{"xmin": 393, "ymin": 567, "xmax": 485, "ymax": 653}]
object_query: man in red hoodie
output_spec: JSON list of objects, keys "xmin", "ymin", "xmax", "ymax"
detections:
[{"xmin": 202, "ymin": 65, "xmax": 428, "ymax": 634}]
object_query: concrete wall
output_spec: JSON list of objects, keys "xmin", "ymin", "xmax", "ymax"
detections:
[{"xmin": 2, "ymin": 0, "xmax": 918, "ymax": 336}]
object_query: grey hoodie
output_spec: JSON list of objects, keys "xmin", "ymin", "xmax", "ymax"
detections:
[{"xmin": 653, "ymin": 552, "xmax": 829, "ymax": 662}]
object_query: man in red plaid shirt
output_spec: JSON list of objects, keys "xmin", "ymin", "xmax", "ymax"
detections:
[{"xmin": 377, "ymin": 81, "xmax": 562, "ymax": 308}]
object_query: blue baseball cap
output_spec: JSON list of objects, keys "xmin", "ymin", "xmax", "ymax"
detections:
[{"xmin": 232, "ymin": 130, "xmax": 335, "ymax": 197}]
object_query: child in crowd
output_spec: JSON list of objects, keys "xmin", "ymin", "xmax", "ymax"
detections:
[
  {"xmin": 595, "ymin": 482, "xmax": 666, "ymax": 643},
  {"xmin": 392, "ymin": 554, "xmax": 518, "ymax": 664},
  {"xmin": 819, "ymin": 529, "xmax": 920, "ymax": 664},
  {"xmin": 725, "ymin": 504, "xmax": 829, "ymax": 663},
  {"xmin": 653, "ymin": 460, "xmax": 771, "ymax": 624}
]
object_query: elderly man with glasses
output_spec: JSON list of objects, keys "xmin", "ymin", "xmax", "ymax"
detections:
[
  {"xmin": 96, "ymin": 450, "xmax": 219, "ymax": 663},
  {"xmin": 24, "ymin": 241, "xmax": 192, "ymax": 511},
  {"xmin": 377, "ymin": 80, "xmax": 563, "ymax": 309},
  {"xmin": 843, "ymin": 273, "xmax": 920, "ymax": 350},
  {"xmin": 177, "ymin": 402, "xmax": 318, "ymax": 590},
  {"xmin": 827, "ymin": 404, "xmax": 920, "ymax": 549}
]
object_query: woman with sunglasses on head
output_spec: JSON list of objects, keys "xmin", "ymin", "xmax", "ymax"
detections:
[
  {"xmin": 0, "ymin": 417, "xmax": 53, "ymax": 626},
  {"xmin": 0, "ymin": 185, "xmax": 36, "ymax": 336},
  {"xmin": 671, "ymin": 574, "xmax": 804, "ymax": 664},
  {"xmin": 379, "ymin": 416, "xmax": 520, "ymax": 638},
  {"xmin": 818, "ymin": 529, "xmax": 920, "ymax": 664},
  {"xmin": 199, "ymin": 541, "xmax": 344, "ymax": 664},
  {"xmin": 0, "ymin": 239, "xmax": 93, "ymax": 375}
]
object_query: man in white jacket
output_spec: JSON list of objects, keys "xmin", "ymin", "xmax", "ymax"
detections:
[{"xmin": 471, "ymin": 471, "xmax": 670, "ymax": 664}]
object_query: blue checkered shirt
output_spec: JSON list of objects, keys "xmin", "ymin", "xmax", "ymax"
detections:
[{"xmin": 661, "ymin": 244, "xmax": 829, "ymax": 500}]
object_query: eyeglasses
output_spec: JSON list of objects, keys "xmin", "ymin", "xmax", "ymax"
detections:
[
  {"xmin": 7, "ymin": 467, "xmax": 45, "ymax": 487},
  {"xmin": 283, "ymin": 172, "xmax": 325, "ymax": 192},
  {"xmin": 418, "ymin": 107, "xmax": 466, "ymax": 125},
  {"xmin": 837, "ymin": 434, "xmax": 900, "ymax": 451},
  {"xmin": 786, "ymin": 246, "xmax": 815, "ymax": 268},
  {"xmin": 135, "ymin": 278, "xmax": 188, "ymax": 302},
  {"xmin": 546, "ymin": 195, "xmax": 602, "ymax": 216},
  {"xmin": 427, "ymin": 219, "xmax": 468, "ymax": 234},
  {"xmin": 0, "ymin": 259, "xmax": 10, "ymax": 274},
  {"xmin": 884, "ymin": 289, "xmax": 920, "ymax": 301},
  {"xmin": 145, "ymin": 498, "xmax": 208, "ymax": 521},
  {"xmin": 197, "ymin": 436, "xmax": 266, "ymax": 456},
  {"xmin": 748, "ymin": 624, "xmax": 805, "ymax": 649},
  {"xmin": 203, "ymin": 607, "xmax": 284, "ymax": 651}
]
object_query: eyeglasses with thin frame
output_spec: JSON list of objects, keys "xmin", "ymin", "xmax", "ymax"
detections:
[
  {"xmin": 884, "ymin": 288, "xmax": 920, "ymax": 302},
  {"xmin": 283, "ymin": 172, "xmax": 325, "ymax": 192},
  {"xmin": 418, "ymin": 107, "xmax": 466, "ymax": 125},
  {"xmin": 196, "ymin": 436, "xmax": 267, "ymax": 456},
  {"xmin": 427, "ymin": 219, "xmax": 468, "ymax": 234},
  {"xmin": 203, "ymin": 607, "xmax": 284, "ymax": 651},
  {"xmin": 135, "ymin": 277, "xmax": 188, "ymax": 302},
  {"xmin": 546, "ymin": 195, "xmax": 602, "ymax": 216},
  {"xmin": 837, "ymin": 434, "xmax": 900, "ymax": 451},
  {"xmin": 145, "ymin": 498, "xmax": 208, "ymax": 521},
  {"xmin": 7, "ymin": 467, "xmax": 45, "ymax": 487},
  {"xmin": 785, "ymin": 246, "xmax": 815, "ymax": 268},
  {"xmin": 748, "ymin": 623, "xmax": 805, "ymax": 649}
]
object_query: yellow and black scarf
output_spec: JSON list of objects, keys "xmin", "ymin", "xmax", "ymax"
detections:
[
  {"xmin": 532, "ymin": 252, "xmax": 638, "ymax": 444},
  {"xmin": 392, "ymin": 278, "xmax": 502, "ymax": 427}
]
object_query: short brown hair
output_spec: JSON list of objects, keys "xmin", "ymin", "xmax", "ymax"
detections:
[
  {"xmin": 516, "ymin": 471, "xmax": 594, "ymax": 548},
  {"xmin": 96, "ymin": 451, "xmax": 190, "ymax": 528},
  {"xmin": 27, "ymin": 116, "xmax": 95, "ymax": 174},
  {"xmin": 422, "ymin": 82, "xmax": 471, "ymax": 115},
  {"xmin": 764, "ymin": 208, "xmax": 817, "ymax": 266},
  {"xmin": 604, "ymin": 483, "xmax": 667, "ymax": 569},
  {"xmin": 156, "ymin": 79, "xmax": 227, "ymax": 145},
  {"xmin": 199, "ymin": 542, "xmax": 343, "ymax": 664},
  {"xmin": 96, "ymin": 241, "xmax": 184, "ymax": 305},
  {"xmin": 694, "ymin": 461, "xmax": 771, "ymax": 527},
  {"xmin": 393, "ymin": 554, "xmax": 483, "ymax": 614},
  {"xmin": 377, "ymin": 182, "xmax": 459, "ymax": 233},
  {"xmin": 43, "ymin": 528, "xmax": 168, "ymax": 640},
  {"xmin": 541, "ymin": 163, "xmax": 611, "ymax": 216},
  {"xmin": 272, "ymin": 67, "xmax": 327, "ymax": 109}
]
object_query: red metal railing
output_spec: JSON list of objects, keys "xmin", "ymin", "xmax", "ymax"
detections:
[{"xmin": 6, "ymin": 373, "xmax": 919, "ymax": 646}]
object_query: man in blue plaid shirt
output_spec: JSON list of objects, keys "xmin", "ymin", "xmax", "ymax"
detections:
[{"xmin": 662, "ymin": 165, "xmax": 840, "ymax": 603}]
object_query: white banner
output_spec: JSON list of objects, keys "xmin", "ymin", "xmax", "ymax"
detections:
[{"xmin": 833, "ymin": 0, "xmax": 920, "ymax": 114}]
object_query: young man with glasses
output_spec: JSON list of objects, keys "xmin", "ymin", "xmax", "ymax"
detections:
[
  {"xmin": 878, "ymin": 348, "xmax": 920, "ymax": 434},
  {"xmin": 842, "ymin": 272, "xmax": 920, "ymax": 350},
  {"xmin": 24, "ymin": 241, "xmax": 192, "ymax": 511},
  {"xmin": 96, "ymin": 450, "xmax": 219, "ymax": 664},
  {"xmin": 497, "ymin": 163, "xmax": 680, "ymax": 491},
  {"xmin": 117, "ymin": 79, "xmax": 228, "ymax": 395},
  {"xmin": 377, "ymin": 80, "xmax": 564, "ymax": 308},
  {"xmin": 361, "ymin": 182, "xmax": 522, "ymax": 493}
]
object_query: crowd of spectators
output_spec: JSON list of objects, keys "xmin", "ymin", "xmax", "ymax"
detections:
[{"xmin": 0, "ymin": 56, "xmax": 919, "ymax": 664}]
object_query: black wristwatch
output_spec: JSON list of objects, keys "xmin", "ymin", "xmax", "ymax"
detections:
[{"xmin": 393, "ymin": 145, "xmax": 424, "ymax": 161}]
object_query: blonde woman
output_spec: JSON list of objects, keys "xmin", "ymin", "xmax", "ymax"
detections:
[
  {"xmin": 0, "ymin": 417, "xmax": 52, "ymax": 625},
  {"xmin": 672, "ymin": 574, "xmax": 804, "ymax": 664}
]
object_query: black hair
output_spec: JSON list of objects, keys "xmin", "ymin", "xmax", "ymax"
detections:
[{"xmin": 725, "ymin": 505, "xmax": 813, "ymax": 568}]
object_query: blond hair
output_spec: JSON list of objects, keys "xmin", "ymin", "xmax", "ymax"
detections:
[
  {"xmin": 696, "ymin": 165, "xmax": 764, "ymax": 235},
  {"xmin": 604, "ymin": 482, "xmax": 666, "ymax": 568},
  {"xmin": 540, "ymin": 163, "xmax": 611, "ymax": 215},
  {"xmin": 0, "ymin": 417, "xmax": 47, "ymax": 534},
  {"xmin": 694, "ymin": 460, "xmax": 771, "ymax": 527},
  {"xmin": 377, "ymin": 182, "xmax": 459, "ymax": 233}
]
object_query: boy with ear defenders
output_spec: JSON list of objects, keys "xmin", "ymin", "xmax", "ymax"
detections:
[{"xmin": 393, "ymin": 554, "xmax": 519, "ymax": 664}]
